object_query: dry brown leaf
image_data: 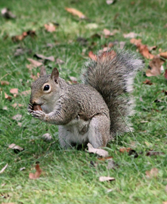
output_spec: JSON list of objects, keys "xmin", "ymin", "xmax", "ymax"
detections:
[
  {"xmin": 12, "ymin": 30, "xmax": 36, "ymax": 42},
  {"xmin": 98, "ymin": 156, "xmax": 113, "ymax": 161},
  {"xmin": 65, "ymin": 7, "xmax": 86, "ymax": 19},
  {"xmin": 130, "ymin": 38, "xmax": 142, "ymax": 46},
  {"xmin": 0, "ymin": 164, "xmax": 8, "ymax": 174},
  {"xmin": 103, "ymin": 29, "xmax": 115, "ymax": 37},
  {"xmin": 42, "ymin": 133, "xmax": 52, "ymax": 142},
  {"xmin": 146, "ymin": 56, "xmax": 162, "ymax": 77},
  {"xmin": 1, "ymin": 8, "xmax": 16, "ymax": 19},
  {"xmin": 119, "ymin": 147, "xmax": 132, "ymax": 153},
  {"xmin": 160, "ymin": 52, "xmax": 167, "ymax": 59},
  {"xmin": 1, "ymin": 81, "xmax": 9, "ymax": 85},
  {"xmin": 30, "ymin": 73, "xmax": 40, "ymax": 80},
  {"xmin": 29, "ymin": 164, "xmax": 42, "ymax": 180},
  {"xmin": 20, "ymin": 90, "xmax": 31, "ymax": 96},
  {"xmin": 136, "ymin": 44, "xmax": 155, "ymax": 59},
  {"xmin": 34, "ymin": 53, "xmax": 55, "ymax": 62},
  {"xmin": 27, "ymin": 58, "xmax": 43, "ymax": 67},
  {"xmin": 4, "ymin": 92, "xmax": 12, "ymax": 101},
  {"xmin": 56, "ymin": 58, "xmax": 65, "ymax": 65},
  {"xmin": 10, "ymin": 88, "xmax": 18, "ymax": 96},
  {"xmin": 12, "ymin": 103, "xmax": 24, "ymax": 108},
  {"xmin": 44, "ymin": 23, "xmax": 56, "ymax": 32},
  {"xmin": 88, "ymin": 51, "xmax": 98, "ymax": 61},
  {"xmin": 99, "ymin": 176, "xmax": 115, "ymax": 182},
  {"xmin": 143, "ymin": 79, "xmax": 153, "ymax": 85},
  {"xmin": 145, "ymin": 168, "xmax": 159, "ymax": 178},
  {"xmin": 8, "ymin": 143, "xmax": 24, "ymax": 151},
  {"xmin": 87, "ymin": 143, "xmax": 109, "ymax": 157}
]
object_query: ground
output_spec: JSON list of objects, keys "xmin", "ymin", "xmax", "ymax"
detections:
[{"xmin": 0, "ymin": 0, "xmax": 167, "ymax": 203}]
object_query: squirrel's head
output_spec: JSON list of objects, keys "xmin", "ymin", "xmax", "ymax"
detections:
[{"xmin": 30, "ymin": 66, "xmax": 60, "ymax": 113}]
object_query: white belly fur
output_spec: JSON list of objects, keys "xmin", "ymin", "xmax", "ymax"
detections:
[{"xmin": 58, "ymin": 118, "xmax": 90, "ymax": 147}]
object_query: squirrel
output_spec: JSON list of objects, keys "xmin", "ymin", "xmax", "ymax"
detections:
[{"xmin": 28, "ymin": 50, "xmax": 143, "ymax": 149}]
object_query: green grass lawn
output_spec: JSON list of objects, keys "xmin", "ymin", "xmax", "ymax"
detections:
[{"xmin": 0, "ymin": 0, "xmax": 167, "ymax": 203}]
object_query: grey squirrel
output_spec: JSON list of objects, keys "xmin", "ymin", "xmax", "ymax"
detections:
[{"xmin": 28, "ymin": 50, "xmax": 143, "ymax": 148}]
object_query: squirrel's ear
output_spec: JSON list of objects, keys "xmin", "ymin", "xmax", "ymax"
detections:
[
  {"xmin": 51, "ymin": 67, "xmax": 59, "ymax": 83},
  {"xmin": 40, "ymin": 66, "xmax": 47, "ymax": 76}
]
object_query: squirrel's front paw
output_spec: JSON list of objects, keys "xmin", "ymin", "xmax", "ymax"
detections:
[
  {"xmin": 31, "ymin": 110, "xmax": 46, "ymax": 121},
  {"xmin": 28, "ymin": 103, "xmax": 33, "ymax": 113}
]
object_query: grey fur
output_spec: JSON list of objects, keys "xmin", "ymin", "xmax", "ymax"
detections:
[{"xmin": 28, "ymin": 50, "xmax": 143, "ymax": 148}]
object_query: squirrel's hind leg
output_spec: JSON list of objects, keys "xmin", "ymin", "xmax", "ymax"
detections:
[{"xmin": 88, "ymin": 115, "xmax": 110, "ymax": 148}]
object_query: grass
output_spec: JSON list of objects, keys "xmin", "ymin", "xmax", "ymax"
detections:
[{"xmin": 0, "ymin": 0, "xmax": 167, "ymax": 203}]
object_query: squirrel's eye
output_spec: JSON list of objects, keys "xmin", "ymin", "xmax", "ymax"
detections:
[{"xmin": 43, "ymin": 85, "xmax": 50, "ymax": 91}]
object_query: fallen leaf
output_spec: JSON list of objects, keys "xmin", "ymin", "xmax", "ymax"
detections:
[
  {"xmin": 160, "ymin": 52, "xmax": 167, "ymax": 59},
  {"xmin": 26, "ymin": 58, "xmax": 43, "ymax": 70},
  {"xmin": 123, "ymin": 32, "xmax": 140, "ymax": 38},
  {"xmin": 149, "ymin": 45, "xmax": 157, "ymax": 51},
  {"xmin": 65, "ymin": 7, "xmax": 86, "ymax": 19},
  {"xmin": 87, "ymin": 143, "xmax": 109, "ymax": 157},
  {"xmin": 29, "ymin": 164, "xmax": 42, "ymax": 179},
  {"xmin": 146, "ymin": 151, "xmax": 165, "ymax": 156},
  {"xmin": 20, "ymin": 167, "xmax": 26, "ymax": 171},
  {"xmin": 103, "ymin": 29, "xmax": 115, "ymax": 37},
  {"xmin": 8, "ymin": 143, "xmax": 24, "ymax": 153},
  {"xmin": 146, "ymin": 56, "xmax": 162, "ymax": 76},
  {"xmin": 145, "ymin": 168, "xmax": 159, "ymax": 178},
  {"xmin": 12, "ymin": 114, "xmax": 22, "ymax": 121},
  {"xmin": 106, "ymin": 0, "xmax": 116, "ymax": 4},
  {"xmin": 4, "ymin": 92, "xmax": 12, "ymax": 101},
  {"xmin": 0, "ymin": 164, "xmax": 8, "ymax": 174},
  {"xmin": 20, "ymin": 90, "xmax": 31, "ymax": 96},
  {"xmin": 88, "ymin": 51, "xmax": 98, "ymax": 61},
  {"xmin": 12, "ymin": 103, "xmax": 24, "ymax": 108},
  {"xmin": 1, "ymin": 8, "xmax": 16, "ymax": 19},
  {"xmin": 30, "ymin": 73, "xmax": 40, "ymax": 80},
  {"xmin": 97, "ymin": 156, "xmax": 113, "ymax": 161},
  {"xmin": 1, "ymin": 81, "xmax": 9, "ymax": 85},
  {"xmin": 99, "ymin": 176, "xmax": 115, "ymax": 182},
  {"xmin": 3, "ymin": 106, "xmax": 8, "ymax": 110},
  {"xmin": 42, "ymin": 133, "xmax": 52, "ymax": 141},
  {"xmin": 55, "ymin": 58, "xmax": 65, "ymax": 65},
  {"xmin": 34, "ymin": 53, "xmax": 55, "ymax": 62},
  {"xmin": 136, "ymin": 44, "xmax": 155, "ymax": 59},
  {"xmin": 130, "ymin": 38, "xmax": 142, "ymax": 46},
  {"xmin": 89, "ymin": 50, "xmax": 116, "ymax": 62},
  {"xmin": 119, "ymin": 147, "xmax": 132, "ymax": 153},
  {"xmin": 10, "ymin": 88, "xmax": 18, "ymax": 96},
  {"xmin": 143, "ymin": 79, "xmax": 153, "ymax": 85},
  {"xmin": 44, "ymin": 23, "xmax": 57, "ymax": 32},
  {"xmin": 12, "ymin": 30, "xmax": 36, "ymax": 42}
]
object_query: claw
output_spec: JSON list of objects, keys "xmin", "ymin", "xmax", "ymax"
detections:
[{"xmin": 28, "ymin": 103, "xmax": 33, "ymax": 113}]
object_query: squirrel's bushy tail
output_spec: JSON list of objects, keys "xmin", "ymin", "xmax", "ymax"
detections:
[{"xmin": 83, "ymin": 50, "xmax": 143, "ymax": 137}]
